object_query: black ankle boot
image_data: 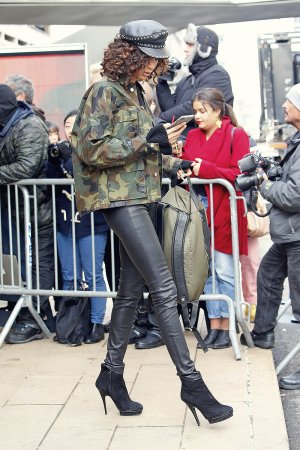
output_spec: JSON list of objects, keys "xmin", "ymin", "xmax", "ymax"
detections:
[
  {"xmin": 128, "ymin": 325, "xmax": 147, "ymax": 344},
  {"xmin": 211, "ymin": 330, "xmax": 231, "ymax": 349},
  {"xmin": 95, "ymin": 363, "xmax": 143, "ymax": 416},
  {"xmin": 181, "ymin": 374, "xmax": 233, "ymax": 426},
  {"xmin": 85, "ymin": 324, "xmax": 105, "ymax": 344},
  {"xmin": 197, "ymin": 329, "xmax": 219, "ymax": 349}
]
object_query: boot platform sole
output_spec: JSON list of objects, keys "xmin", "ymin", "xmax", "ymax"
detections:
[
  {"xmin": 207, "ymin": 409, "xmax": 233, "ymax": 424},
  {"xmin": 120, "ymin": 409, "xmax": 143, "ymax": 416}
]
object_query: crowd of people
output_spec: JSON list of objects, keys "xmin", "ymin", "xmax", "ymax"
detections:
[{"xmin": 1, "ymin": 19, "xmax": 300, "ymax": 422}]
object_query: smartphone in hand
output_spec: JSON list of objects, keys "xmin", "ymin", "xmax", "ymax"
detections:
[{"xmin": 169, "ymin": 115, "xmax": 194, "ymax": 128}]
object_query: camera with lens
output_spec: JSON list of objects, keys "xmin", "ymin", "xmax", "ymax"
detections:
[
  {"xmin": 159, "ymin": 57, "xmax": 182, "ymax": 82},
  {"xmin": 48, "ymin": 140, "xmax": 72, "ymax": 162},
  {"xmin": 235, "ymin": 152, "xmax": 283, "ymax": 192},
  {"xmin": 48, "ymin": 143, "xmax": 61, "ymax": 158}
]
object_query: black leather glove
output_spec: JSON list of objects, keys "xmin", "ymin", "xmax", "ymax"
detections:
[{"xmin": 180, "ymin": 160, "xmax": 193, "ymax": 171}]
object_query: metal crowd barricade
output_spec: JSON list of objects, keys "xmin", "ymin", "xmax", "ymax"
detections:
[
  {"xmin": 0, "ymin": 178, "xmax": 253, "ymax": 358},
  {"xmin": 0, "ymin": 184, "xmax": 52, "ymax": 346},
  {"xmin": 176, "ymin": 178, "xmax": 254, "ymax": 360}
]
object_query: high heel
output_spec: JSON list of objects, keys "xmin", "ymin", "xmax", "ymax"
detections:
[
  {"xmin": 95, "ymin": 363, "xmax": 143, "ymax": 416},
  {"xmin": 99, "ymin": 388, "xmax": 108, "ymax": 414},
  {"xmin": 181, "ymin": 373, "xmax": 233, "ymax": 426},
  {"xmin": 186, "ymin": 403, "xmax": 200, "ymax": 426}
]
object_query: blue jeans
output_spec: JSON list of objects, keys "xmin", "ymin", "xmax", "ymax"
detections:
[
  {"xmin": 57, "ymin": 230, "xmax": 108, "ymax": 324},
  {"xmin": 199, "ymin": 195, "xmax": 234, "ymax": 319},
  {"xmin": 204, "ymin": 250, "xmax": 235, "ymax": 319}
]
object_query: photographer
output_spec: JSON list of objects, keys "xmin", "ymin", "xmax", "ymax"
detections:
[
  {"xmin": 240, "ymin": 84, "xmax": 300, "ymax": 357},
  {"xmin": 156, "ymin": 24, "xmax": 234, "ymax": 136}
]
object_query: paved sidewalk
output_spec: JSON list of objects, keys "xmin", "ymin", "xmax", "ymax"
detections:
[{"xmin": 0, "ymin": 318, "xmax": 289, "ymax": 450}]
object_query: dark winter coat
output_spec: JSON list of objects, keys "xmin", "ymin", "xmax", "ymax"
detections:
[
  {"xmin": 156, "ymin": 56, "xmax": 234, "ymax": 135},
  {"xmin": 0, "ymin": 101, "xmax": 52, "ymax": 229}
]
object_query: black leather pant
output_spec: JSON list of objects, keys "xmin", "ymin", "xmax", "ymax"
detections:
[{"xmin": 103, "ymin": 204, "xmax": 198, "ymax": 379}]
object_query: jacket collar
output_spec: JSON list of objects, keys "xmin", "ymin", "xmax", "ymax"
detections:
[
  {"xmin": 189, "ymin": 55, "xmax": 218, "ymax": 76},
  {"xmin": 0, "ymin": 101, "xmax": 34, "ymax": 138}
]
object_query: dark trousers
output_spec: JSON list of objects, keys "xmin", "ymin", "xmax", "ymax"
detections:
[
  {"xmin": 1, "ymin": 209, "xmax": 54, "ymax": 329},
  {"xmin": 19, "ymin": 224, "xmax": 55, "ymax": 328},
  {"xmin": 103, "ymin": 204, "xmax": 197, "ymax": 378},
  {"xmin": 254, "ymin": 241, "xmax": 300, "ymax": 334}
]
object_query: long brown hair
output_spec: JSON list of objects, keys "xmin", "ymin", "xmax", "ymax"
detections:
[
  {"xmin": 192, "ymin": 87, "xmax": 238, "ymax": 127},
  {"xmin": 102, "ymin": 38, "xmax": 168, "ymax": 87}
]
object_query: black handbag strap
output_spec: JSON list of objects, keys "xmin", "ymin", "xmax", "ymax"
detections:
[
  {"xmin": 186, "ymin": 177, "xmax": 211, "ymax": 263},
  {"xmin": 172, "ymin": 210, "xmax": 189, "ymax": 303}
]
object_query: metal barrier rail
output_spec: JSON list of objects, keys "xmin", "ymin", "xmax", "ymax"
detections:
[
  {"xmin": 275, "ymin": 299, "xmax": 300, "ymax": 375},
  {"xmin": 0, "ymin": 178, "xmax": 252, "ymax": 356}
]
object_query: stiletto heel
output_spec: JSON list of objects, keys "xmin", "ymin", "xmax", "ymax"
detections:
[
  {"xmin": 181, "ymin": 373, "xmax": 233, "ymax": 425},
  {"xmin": 99, "ymin": 389, "xmax": 107, "ymax": 415},
  {"xmin": 95, "ymin": 363, "xmax": 143, "ymax": 416},
  {"xmin": 185, "ymin": 402, "xmax": 200, "ymax": 426}
]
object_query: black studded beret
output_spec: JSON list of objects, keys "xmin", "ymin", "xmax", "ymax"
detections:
[{"xmin": 119, "ymin": 20, "xmax": 169, "ymax": 59}]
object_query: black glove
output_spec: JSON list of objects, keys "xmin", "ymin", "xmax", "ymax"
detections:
[
  {"xmin": 169, "ymin": 160, "xmax": 193, "ymax": 188},
  {"xmin": 180, "ymin": 160, "xmax": 193, "ymax": 171}
]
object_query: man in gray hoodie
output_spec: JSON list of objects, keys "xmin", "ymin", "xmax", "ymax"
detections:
[{"xmin": 240, "ymin": 83, "xmax": 300, "ymax": 354}]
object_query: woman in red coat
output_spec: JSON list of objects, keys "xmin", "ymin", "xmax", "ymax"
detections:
[{"xmin": 182, "ymin": 88, "xmax": 249, "ymax": 349}]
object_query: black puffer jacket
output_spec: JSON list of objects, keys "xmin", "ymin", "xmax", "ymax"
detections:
[
  {"xmin": 0, "ymin": 101, "xmax": 52, "ymax": 229},
  {"xmin": 156, "ymin": 56, "xmax": 234, "ymax": 135}
]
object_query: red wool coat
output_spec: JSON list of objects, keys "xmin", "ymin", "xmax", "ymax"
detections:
[{"xmin": 183, "ymin": 116, "xmax": 249, "ymax": 255}]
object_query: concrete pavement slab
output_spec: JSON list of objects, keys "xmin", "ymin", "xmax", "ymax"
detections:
[
  {"xmin": 0, "ymin": 326, "xmax": 289, "ymax": 450},
  {"xmin": 0, "ymin": 405, "xmax": 61, "ymax": 450}
]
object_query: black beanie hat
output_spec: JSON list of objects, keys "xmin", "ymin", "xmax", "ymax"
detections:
[{"xmin": 0, "ymin": 84, "xmax": 18, "ymax": 129}]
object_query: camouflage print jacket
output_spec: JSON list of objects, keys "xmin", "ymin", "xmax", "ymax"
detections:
[{"xmin": 71, "ymin": 79, "xmax": 181, "ymax": 214}]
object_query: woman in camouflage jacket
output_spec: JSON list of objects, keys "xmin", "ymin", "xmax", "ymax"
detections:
[{"xmin": 71, "ymin": 20, "xmax": 233, "ymax": 426}]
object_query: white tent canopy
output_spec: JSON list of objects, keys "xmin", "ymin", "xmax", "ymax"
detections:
[{"xmin": 0, "ymin": 0, "xmax": 300, "ymax": 28}]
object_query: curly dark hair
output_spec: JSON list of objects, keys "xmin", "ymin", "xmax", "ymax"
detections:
[{"xmin": 102, "ymin": 38, "xmax": 169, "ymax": 86}]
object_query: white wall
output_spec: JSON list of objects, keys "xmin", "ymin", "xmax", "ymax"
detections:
[{"xmin": 209, "ymin": 18, "xmax": 298, "ymax": 139}]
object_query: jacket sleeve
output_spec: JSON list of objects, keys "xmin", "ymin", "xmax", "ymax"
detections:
[
  {"xmin": 72, "ymin": 84, "xmax": 148, "ymax": 169},
  {"xmin": 198, "ymin": 128, "xmax": 249, "ymax": 183},
  {"xmin": 0, "ymin": 119, "xmax": 47, "ymax": 185},
  {"xmin": 260, "ymin": 148, "xmax": 300, "ymax": 212},
  {"xmin": 156, "ymin": 79, "xmax": 176, "ymax": 111},
  {"xmin": 162, "ymin": 154, "xmax": 182, "ymax": 176},
  {"xmin": 157, "ymin": 79, "xmax": 194, "ymax": 122}
]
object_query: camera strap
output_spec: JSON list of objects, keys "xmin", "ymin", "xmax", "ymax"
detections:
[{"xmin": 279, "ymin": 145, "xmax": 298, "ymax": 167}]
